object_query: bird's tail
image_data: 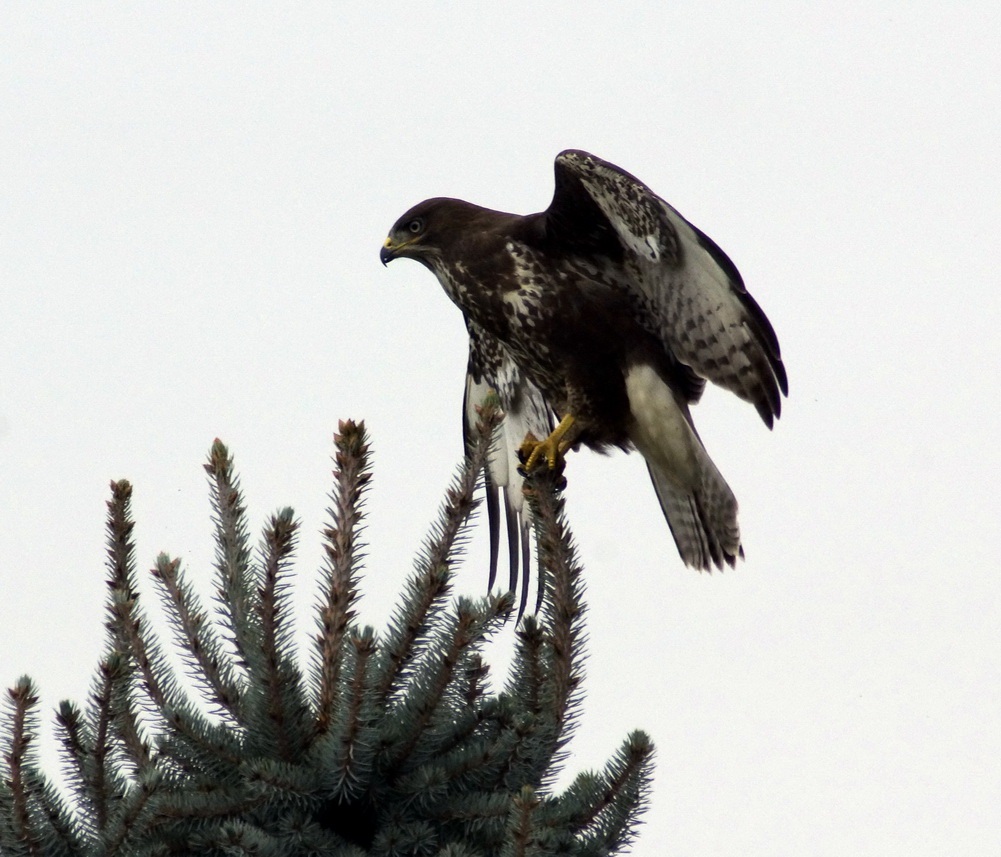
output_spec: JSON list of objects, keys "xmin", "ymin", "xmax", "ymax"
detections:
[
  {"xmin": 643, "ymin": 456, "xmax": 742, "ymax": 570},
  {"xmin": 625, "ymin": 364, "xmax": 743, "ymax": 569}
]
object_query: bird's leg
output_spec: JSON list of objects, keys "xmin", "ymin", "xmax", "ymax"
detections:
[{"xmin": 518, "ymin": 414, "xmax": 577, "ymax": 473}]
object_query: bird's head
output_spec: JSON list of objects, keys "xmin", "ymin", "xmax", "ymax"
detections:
[
  {"xmin": 381, "ymin": 197, "xmax": 498, "ymax": 270},
  {"xmin": 380, "ymin": 198, "xmax": 448, "ymax": 268}
]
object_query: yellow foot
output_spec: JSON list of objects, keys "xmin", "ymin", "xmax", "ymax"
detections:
[{"xmin": 518, "ymin": 414, "xmax": 576, "ymax": 473}]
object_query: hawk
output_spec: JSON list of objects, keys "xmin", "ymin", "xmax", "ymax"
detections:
[{"xmin": 381, "ymin": 150, "xmax": 787, "ymax": 612}]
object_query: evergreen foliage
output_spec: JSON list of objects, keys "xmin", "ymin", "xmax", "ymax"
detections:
[{"xmin": 1, "ymin": 401, "xmax": 653, "ymax": 856}]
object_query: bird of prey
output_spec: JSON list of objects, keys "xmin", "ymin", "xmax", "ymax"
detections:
[{"xmin": 381, "ymin": 150, "xmax": 787, "ymax": 612}]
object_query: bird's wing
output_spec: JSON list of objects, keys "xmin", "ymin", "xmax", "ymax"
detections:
[
  {"xmin": 548, "ymin": 150, "xmax": 788, "ymax": 426},
  {"xmin": 463, "ymin": 322, "xmax": 553, "ymax": 616}
]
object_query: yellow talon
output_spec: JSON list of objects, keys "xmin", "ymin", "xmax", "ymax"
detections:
[{"xmin": 518, "ymin": 414, "xmax": 577, "ymax": 472}]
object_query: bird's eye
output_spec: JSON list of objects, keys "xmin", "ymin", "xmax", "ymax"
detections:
[{"xmin": 407, "ymin": 217, "xmax": 424, "ymax": 234}]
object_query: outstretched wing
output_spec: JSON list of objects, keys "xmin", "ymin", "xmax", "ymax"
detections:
[
  {"xmin": 548, "ymin": 150, "xmax": 788, "ymax": 426},
  {"xmin": 462, "ymin": 322, "xmax": 553, "ymax": 616}
]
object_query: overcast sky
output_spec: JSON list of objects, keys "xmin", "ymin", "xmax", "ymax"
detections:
[{"xmin": 2, "ymin": 3, "xmax": 999, "ymax": 854}]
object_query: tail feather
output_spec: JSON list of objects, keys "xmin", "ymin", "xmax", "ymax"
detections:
[
  {"xmin": 464, "ymin": 349, "xmax": 552, "ymax": 615},
  {"xmin": 645, "ymin": 459, "xmax": 742, "ymax": 570},
  {"xmin": 625, "ymin": 362, "xmax": 742, "ymax": 570}
]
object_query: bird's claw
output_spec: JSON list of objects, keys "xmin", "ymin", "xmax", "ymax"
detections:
[
  {"xmin": 517, "ymin": 414, "xmax": 577, "ymax": 476},
  {"xmin": 518, "ymin": 432, "xmax": 563, "ymax": 474}
]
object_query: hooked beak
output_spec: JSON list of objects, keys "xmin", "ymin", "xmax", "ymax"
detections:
[{"xmin": 380, "ymin": 238, "xmax": 396, "ymax": 266}]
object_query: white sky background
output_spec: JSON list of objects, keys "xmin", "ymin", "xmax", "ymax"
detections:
[{"xmin": 2, "ymin": 2, "xmax": 999, "ymax": 854}]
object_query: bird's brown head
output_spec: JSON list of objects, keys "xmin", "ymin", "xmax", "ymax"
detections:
[
  {"xmin": 380, "ymin": 198, "xmax": 448, "ymax": 268},
  {"xmin": 381, "ymin": 197, "xmax": 498, "ymax": 270}
]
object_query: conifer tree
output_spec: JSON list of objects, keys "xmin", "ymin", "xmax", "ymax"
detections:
[{"xmin": 0, "ymin": 400, "xmax": 653, "ymax": 856}]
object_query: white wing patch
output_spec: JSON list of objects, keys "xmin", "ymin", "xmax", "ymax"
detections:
[
  {"xmin": 615, "ymin": 224, "xmax": 661, "ymax": 261},
  {"xmin": 555, "ymin": 149, "xmax": 787, "ymax": 426}
]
